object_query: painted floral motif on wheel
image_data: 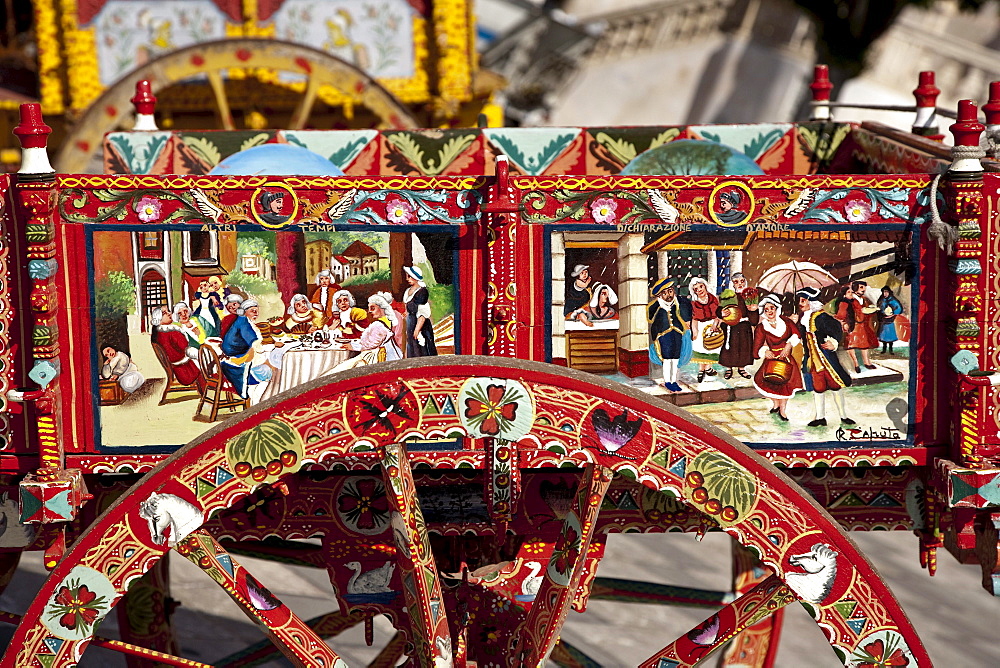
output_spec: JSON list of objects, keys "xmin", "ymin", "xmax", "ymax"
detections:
[
  {"xmin": 344, "ymin": 381, "xmax": 420, "ymax": 444},
  {"xmin": 41, "ymin": 566, "xmax": 117, "ymax": 641},
  {"xmin": 684, "ymin": 451, "xmax": 757, "ymax": 526},
  {"xmin": 336, "ymin": 476, "xmax": 391, "ymax": 535},
  {"xmin": 459, "ymin": 378, "xmax": 534, "ymax": 440}
]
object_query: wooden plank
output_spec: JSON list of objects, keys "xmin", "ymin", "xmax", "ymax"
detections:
[
  {"xmin": 176, "ymin": 530, "xmax": 344, "ymax": 668},
  {"xmin": 381, "ymin": 442, "xmax": 453, "ymax": 666},
  {"xmin": 514, "ymin": 464, "xmax": 613, "ymax": 664},
  {"xmin": 639, "ymin": 575, "xmax": 796, "ymax": 667}
]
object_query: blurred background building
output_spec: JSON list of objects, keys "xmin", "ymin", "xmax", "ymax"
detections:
[{"xmin": 478, "ymin": 0, "xmax": 1000, "ymax": 130}]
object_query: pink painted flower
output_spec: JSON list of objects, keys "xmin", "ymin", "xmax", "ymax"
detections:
[
  {"xmin": 844, "ymin": 198, "xmax": 872, "ymax": 223},
  {"xmin": 386, "ymin": 197, "xmax": 414, "ymax": 224},
  {"xmin": 591, "ymin": 197, "xmax": 618, "ymax": 224},
  {"xmin": 135, "ymin": 196, "xmax": 162, "ymax": 222}
]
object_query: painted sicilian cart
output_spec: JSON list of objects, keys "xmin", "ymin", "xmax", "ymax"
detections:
[
  {"xmin": 2, "ymin": 0, "xmax": 493, "ymax": 172},
  {"xmin": 0, "ymin": 67, "xmax": 999, "ymax": 667}
]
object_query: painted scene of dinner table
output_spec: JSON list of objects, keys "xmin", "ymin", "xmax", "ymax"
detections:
[{"xmin": 92, "ymin": 227, "xmax": 455, "ymax": 449}]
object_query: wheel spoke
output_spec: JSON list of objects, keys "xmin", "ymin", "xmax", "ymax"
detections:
[
  {"xmin": 514, "ymin": 464, "xmax": 613, "ymax": 664},
  {"xmin": 639, "ymin": 574, "xmax": 795, "ymax": 667},
  {"xmin": 290, "ymin": 73, "xmax": 320, "ymax": 130},
  {"xmin": 175, "ymin": 529, "xmax": 344, "ymax": 667},
  {"xmin": 588, "ymin": 577, "xmax": 730, "ymax": 607},
  {"xmin": 718, "ymin": 542, "xmax": 785, "ymax": 667},
  {"xmin": 214, "ymin": 610, "xmax": 367, "ymax": 667},
  {"xmin": 116, "ymin": 553, "xmax": 179, "ymax": 664},
  {"xmin": 381, "ymin": 442, "xmax": 453, "ymax": 666},
  {"xmin": 366, "ymin": 630, "xmax": 406, "ymax": 667},
  {"xmin": 206, "ymin": 70, "xmax": 235, "ymax": 131}
]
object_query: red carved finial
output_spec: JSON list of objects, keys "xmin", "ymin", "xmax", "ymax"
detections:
[
  {"xmin": 912, "ymin": 71, "xmax": 942, "ymax": 138},
  {"xmin": 809, "ymin": 65, "xmax": 833, "ymax": 101},
  {"xmin": 485, "ymin": 155, "xmax": 517, "ymax": 213},
  {"xmin": 13, "ymin": 103, "xmax": 54, "ymax": 174},
  {"xmin": 913, "ymin": 71, "xmax": 940, "ymax": 108},
  {"xmin": 13, "ymin": 103, "xmax": 52, "ymax": 150},
  {"xmin": 948, "ymin": 100, "xmax": 985, "ymax": 174},
  {"xmin": 130, "ymin": 80, "xmax": 157, "ymax": 115},
  {"xmin": 951, "ymin": 100, "xmax": 984, "ymax": 147},
  {"xmin": 983, "ymin": 81, "xmax": 1000, "ymax": 127},
  {"xmin": 809, "ymin": 65, "xmax": 833, "ymax": 121},
  {"xmin": 131, "ymin": 80, "xmax": 159, "ymax": 131}
]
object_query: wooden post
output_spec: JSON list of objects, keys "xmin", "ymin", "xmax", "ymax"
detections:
[
  {"xmin": 380, "ymin": 442, "xmax": 453, "ymax": 666},
  {"xmin": 912, "ymin": 71, "xmax": 942, "ymax": 139},
  {"xmin": 808, "ymin": 64, "xmax": 833, "ymax": 122}
]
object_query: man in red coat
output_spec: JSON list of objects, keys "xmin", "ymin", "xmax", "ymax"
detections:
[{"xmin": 151, "ymin": 306, "xmax": 205, "ymax": 392}]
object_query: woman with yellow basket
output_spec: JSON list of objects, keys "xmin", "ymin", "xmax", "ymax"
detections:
[{"xmin": 751, "ymin": 294, "xmax": 803, "ymax": 421}]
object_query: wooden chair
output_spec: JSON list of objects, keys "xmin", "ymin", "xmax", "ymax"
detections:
[
  {"xmin": 195, "ymin": 344, "xmax": 249, "ymax": 421},
  {"xmin": 151, "ymin": 342, "xmax": 200, "ymax": 405}
]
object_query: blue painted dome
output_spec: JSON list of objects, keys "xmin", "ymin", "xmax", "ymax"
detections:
[
  {"xmin": 620, "ymin": 139, "xmax": 764, "ymax": 176},
  {"xmin": 209, "ymin": 143, "xmax": 345, "ymax": 176}
]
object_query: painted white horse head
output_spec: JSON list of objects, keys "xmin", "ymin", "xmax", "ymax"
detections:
[
  {"xmin": 138, "ymin": 492, "xmax": 203, "ymax": 548},
  {"xmin": 786, "ymin": 542, "xmax": 839, "ymax": 604}
]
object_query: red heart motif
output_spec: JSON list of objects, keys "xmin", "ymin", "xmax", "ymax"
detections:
[{"xmin": 235, "ymin": 49, "xmax": 252, "ymax": 62}]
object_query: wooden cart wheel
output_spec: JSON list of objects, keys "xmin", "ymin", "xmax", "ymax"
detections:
[
  {"xmin": 1, "ymin": 358, "xmax": 930, "ymax": 667},
  {"xmin": 55, "ymin": 38, "xmax": 419, "ymax": 173}
]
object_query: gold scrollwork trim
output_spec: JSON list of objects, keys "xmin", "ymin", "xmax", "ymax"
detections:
[
  {"xmin": 57, "ymin": 174, "xmax": 486, "ymax": 190},
  {"xmin": 511, "ymin": 175, "xmax": 933, "ymax": 192}
]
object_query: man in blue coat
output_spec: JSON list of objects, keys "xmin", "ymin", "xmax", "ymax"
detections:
[
  {"xmin": 648, "ymin": 278, "xmax": 691, "ymax": 392},
  {"xmin": 221, "ymin": 299, "xmax": 268, "ymax": 399}
]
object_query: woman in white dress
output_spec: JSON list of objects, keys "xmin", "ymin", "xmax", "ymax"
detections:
[{"xmin": 335, "ymin": 293, "xmax": 403, "ymax": 370}]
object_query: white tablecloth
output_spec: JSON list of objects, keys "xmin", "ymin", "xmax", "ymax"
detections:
[{"xmin": 259, "ymin": 344, "xmax": 352, "ymax": 401}]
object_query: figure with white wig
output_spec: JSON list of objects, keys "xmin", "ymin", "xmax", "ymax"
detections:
[
  {"xmin": 150, "ymin": 305, "xmax": 205, "ymax": 392},
  {"xmin": 751, "ymin": 294, "xmax": 803, "ymax": 421},
  {"xmin": 282, "ymin": 293, "xmax": 325, "ymax": 334},
  {"xmin": 310, "ymin": 270, "xmax": 341, "ymax": 324},
  {"xmin": 329, "ymin": 288, "xmax": 370, "ymax": 339},
  {"xmin": 220, "ymin": 299, "xmax": 271, "ymax": 399},
  {"xmin": 334, "ymin": 292, "xmax": 403, "ymax": 370},
  {"xmin": 173, "ymin": 301, "xmax": 207, "ymax": 348},
  {"xmin": 402, "ymin": 265, "xmax": 437, "ymax": 357},
  {"xmin": 797, "ymin": 287, "xmax": 854, "ymax": 428}
]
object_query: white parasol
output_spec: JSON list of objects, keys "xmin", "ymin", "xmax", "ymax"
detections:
[{"xmin": 757, "ymin": 261, "xmax": 838, "ymax": 295}]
